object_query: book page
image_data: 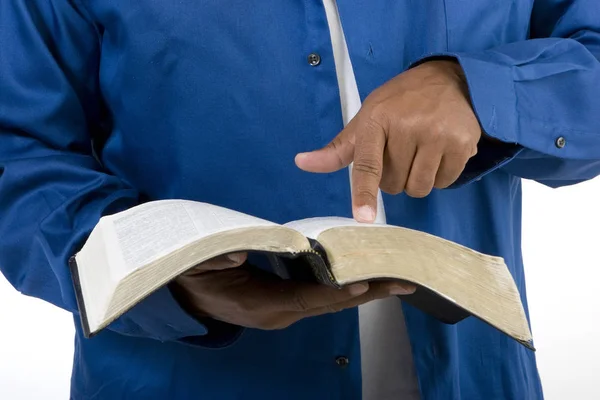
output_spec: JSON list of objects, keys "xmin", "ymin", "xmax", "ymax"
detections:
[
  {"xmin": 109, "ymin": 200, "xmax": 277, "ymax": 272},
  {"xmin": 285, "ymin": 216, "xmax": 385, "ymax": 239}
]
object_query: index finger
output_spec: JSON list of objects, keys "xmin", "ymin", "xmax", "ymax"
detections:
[{"xmin": 351, "ymin": 118, "xmax": 386, "ymax": 223}]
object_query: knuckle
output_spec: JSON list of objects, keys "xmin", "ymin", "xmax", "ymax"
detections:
[
  {"xmin": 412, "ymin": 171, "xmax": 435, "ymax": 187},
  {"xmin": 353, "ymin": 159, "xmax": 383, "ymax": 179},
  {"xmin": 456, "ymin": 135, "xmax": 472, "ymax": 148},
  {"xmin": 326, "ymin": 137, "xmax": 349, "ymax": 167},
  {"xmin": 431, "ymin": 121, "xmax": 445, "ymax": 136},
  {"xmin": 470, "ymin": 144, "xmax": 478, "ymax": 157},
  {"xmin": 367, "ymin": 104, "xmax": 389, "ymax": 127},
  {"xmin": 327, "ymin": 136, "xmax": 343, "ymax": 152},
  {"xmin": 434, "ymin": 178, "xmax": 452, "ymax": 189},
  {"xmin": 406, "ymin": 188, "xmax": 432, "ymax": 198},
  {"xmin": 450, "ymin": 133, "xmax": 477, "ymax": 154},
  {"xmin": 290, "ymin": 293, "xmax": 311, "ymax": 312},
  {"xmin": 406, "ymin": 177, "xmax": 434, "ymax": 198},
  {"xmin": 379, "ymin": 180, "xmax": 403, "ymax": 195},
  {"xmin": 355, "ymin": 188, "xmax": 379, "ymax": 203},
  {"xmin": 427, "ymin": 120, "xmax": 447, "ymax": 141}
]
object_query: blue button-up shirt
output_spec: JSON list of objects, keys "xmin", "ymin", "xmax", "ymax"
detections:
[{"xmin": 1, "ymin": 1, "xmax": 599, "ymax": 399}]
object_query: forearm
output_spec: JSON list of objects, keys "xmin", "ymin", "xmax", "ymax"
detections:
[{"xmin": 0, "ymin": 0, "xmax": 212, "ymax": 344}]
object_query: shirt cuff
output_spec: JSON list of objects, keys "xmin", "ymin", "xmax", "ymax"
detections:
[
  {"xmin": 107, "ymin": 285, "xmax": 207, "ymax": 340},
  {"xmin": 108, "ymin": 284, "xmax": 244, "ymax": 348}
]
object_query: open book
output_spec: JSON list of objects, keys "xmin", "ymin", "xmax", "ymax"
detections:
[{"xmin": 69, "ymin": 199, "xmax": 534, "ymax": 350}]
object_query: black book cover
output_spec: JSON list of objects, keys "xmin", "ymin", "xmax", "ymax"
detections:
[
  {"xmin": 269, "ymin": 239, "xmax": 535, "ymax": 351},
  {"xmin": 69, "ymin": 255, "xmax": 93, "ymax": 339},
  {"xmin": 269, "ymin": 238, "xmax": 470, "ymax": 325}
]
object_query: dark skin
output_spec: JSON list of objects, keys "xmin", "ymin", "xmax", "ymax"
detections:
[
  {"xmin": 171, "ymin": 253, "xmax": 413, "ymax": 330},
  {"xmin": 296, "ymin": 59, "xmax": 481, "ymax": 221},
  {"xmin": 172, "ymin": 60, "xmax": 481, "ymax": 330}
]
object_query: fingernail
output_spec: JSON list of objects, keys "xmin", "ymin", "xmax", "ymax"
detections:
[
  {"xmin": 355, "ymin": 206, "xmax": 375, "ymax": 223},
  {"xmin": 347, "ymin": 283, "xmax": 369, "ymax": 296},
  {"xmin": 227, "ymin": 253, "xmax": 245, "ymax": 264},
  {"xmin": 390, "ymin": 285, "xmax": 414, "ymax": 296},
  {"xmin": 295, "ymin": 153, "xmax": 309, "ymax": 162}
]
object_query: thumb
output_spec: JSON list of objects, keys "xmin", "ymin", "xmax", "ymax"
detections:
[
  {"xmin": 183, "ymin": 252, "xmax": 248, "ymax": 275},
  {"xmin": 295, "ymin": 127, "xmax": 355, "ymax": 173}
]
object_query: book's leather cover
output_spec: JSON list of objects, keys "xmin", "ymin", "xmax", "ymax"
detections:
[
  {"xmin": 69, "ymin": 255, "xmax": 93, "ymax": 338},
  {"xmin": 270, "ymin": 239, "xmax": 469, "ymax": 324},
  {"xmin": 269, "ymin": 240, "xmax": 535, "ymax": 351}
]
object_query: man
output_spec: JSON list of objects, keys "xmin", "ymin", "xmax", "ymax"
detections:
[{"xmin": 1, "ymin": 0, "xmax": 599, "ymax": 399}]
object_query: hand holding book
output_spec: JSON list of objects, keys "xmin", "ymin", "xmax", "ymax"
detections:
[{"xmin": 169, "ymin": 252, "xmax": 415, "ymax": 330}]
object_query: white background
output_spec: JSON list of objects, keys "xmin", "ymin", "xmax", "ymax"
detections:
[{"xmin": 0, "ymin": 178, "xmax": 598, "ymax": 399}]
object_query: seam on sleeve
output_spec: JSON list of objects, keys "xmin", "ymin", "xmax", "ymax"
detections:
[{"xmin": 70, "ymin": 0, "xmax": 102, "ymax": 44}]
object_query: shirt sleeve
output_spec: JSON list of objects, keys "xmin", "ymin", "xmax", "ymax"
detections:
[
  {"xmin": 0, "ymin": 0, "xmax": 235, "ymax": 346},
  {"xmin": 416, "ymin": 0, "xmax": 600, "ymax": 188}
]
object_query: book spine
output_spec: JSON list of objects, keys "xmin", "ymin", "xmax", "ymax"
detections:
[
  {"xmin": 68, "ymin": 255, "xmax": 93, "ymax": 338},
  {"xmin": 265, "ymin": 240, "xmax": 339, "ymax": 288}
]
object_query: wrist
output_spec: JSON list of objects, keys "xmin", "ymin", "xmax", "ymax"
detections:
[{"xmin": 414, "ymin": 58, "xmax": 469, "ymax": 97}]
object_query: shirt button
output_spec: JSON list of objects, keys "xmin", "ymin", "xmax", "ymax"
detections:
[
  {"xmin": 555, "ymin": 136, "xmax": 566, "ymax": 148},
  {"xmin": 335, "ymin": 356, "xmax": 349, "ymax": 368},
  {"xmin": 308, "ymin": 53, "xmax": 321, "ymax": 66}
]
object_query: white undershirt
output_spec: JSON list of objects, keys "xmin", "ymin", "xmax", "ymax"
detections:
[{"xmin": 322, "ymin": 1, "xmax": 421, "ymax": 399}]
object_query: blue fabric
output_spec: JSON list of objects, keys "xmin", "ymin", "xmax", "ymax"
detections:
[{"xmin": 1, "ymin": 0, "xmax": 599, "ymax": 398}]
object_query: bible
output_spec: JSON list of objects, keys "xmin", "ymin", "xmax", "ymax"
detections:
[{"xmin": 69, "ymin": 199, "xmax": 534, "ymax": 350}]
